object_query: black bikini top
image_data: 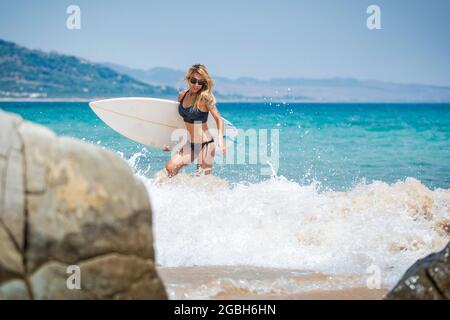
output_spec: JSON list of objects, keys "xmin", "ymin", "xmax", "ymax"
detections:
[{"xmin": 178, "ymin": 90, "xmax": 209, "ymax": 124}]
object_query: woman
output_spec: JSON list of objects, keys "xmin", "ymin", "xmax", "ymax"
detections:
[{"xmin": 163, "ymin": 64, "xmax": 226, "ymax": 177}]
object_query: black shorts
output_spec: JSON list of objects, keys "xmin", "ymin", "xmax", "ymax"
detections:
[{"xmin": 179, "ymin": 138, "xmax": 215, "ymax": 162}]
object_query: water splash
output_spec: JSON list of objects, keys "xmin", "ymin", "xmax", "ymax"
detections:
[{"xmin": 124, "ymin": 151, "xmax": 450, "ymax": 287}]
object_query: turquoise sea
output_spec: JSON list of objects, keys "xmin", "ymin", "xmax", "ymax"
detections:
[
  {"xmin": 1, "ymin": 101, "xmax": 449, "ymax": 190},
  {"xmin": 1, "ymin": 101, "xmax": 450, "ymax": 295}
]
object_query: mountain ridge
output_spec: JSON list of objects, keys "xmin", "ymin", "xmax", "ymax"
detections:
[
  {"xmin": 0, "ymin": 39, "xmax": 177, "ymax": 99},
  {"xmin": 1, "ymin": 38, "xmax": 450, "ymax": 102},
  {"xmin": 102, "ymin": 62, "xmax": 450, "ymax": 102}
]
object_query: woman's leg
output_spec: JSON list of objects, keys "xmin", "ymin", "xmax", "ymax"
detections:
[
  {"xmin": 165, "ymin": 143, "xmax": 196, "ymax": 177},
  {"xmin": 196, "ymin": 140, "xmax": 216, "ymax": 175}
]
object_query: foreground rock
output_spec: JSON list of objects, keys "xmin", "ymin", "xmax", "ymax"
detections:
[
  {"xmin": 0, "ymin": 110, "xmax": 166, "ymax": 299},
  {"xmin": 385, "ymin": 241, "xmax": 450, "ymax": 300}
]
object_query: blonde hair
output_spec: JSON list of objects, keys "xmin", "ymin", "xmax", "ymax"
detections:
[{"xmin": 184, "ymin": 64, "xmax": 216, "ymax": 110}]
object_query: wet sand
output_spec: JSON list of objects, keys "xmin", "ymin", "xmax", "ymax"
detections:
[{"xmin": 157, "ymin": 266, "xmax": 389, "ymax": 300}]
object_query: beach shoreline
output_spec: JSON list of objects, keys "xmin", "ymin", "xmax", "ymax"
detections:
[{"xmin": 157, "ymin": 265, "xmax": 389, "ymax": 300}]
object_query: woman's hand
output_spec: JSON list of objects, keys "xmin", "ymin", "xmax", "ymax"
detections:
[{"xmin": 217, "ymin": 137, "xmax": 226, "ymax": 156}]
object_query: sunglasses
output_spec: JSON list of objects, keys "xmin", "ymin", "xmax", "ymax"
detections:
[{"xmin": 190, "ymin": 78, "xmax": 206, "ymax": 87}]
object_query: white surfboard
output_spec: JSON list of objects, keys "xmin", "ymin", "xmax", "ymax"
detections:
[{"xmin": 89, "ymin": 97, "xmax": 238, "ymax": 149}]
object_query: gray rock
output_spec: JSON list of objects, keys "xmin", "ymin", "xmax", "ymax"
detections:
[
  {"xmin": 0, "ymin": 110, "xmax": 166, "ymax": 299},
  {"xmin": 0, "ymin": 112, "xmax": 25, "ymax": 283},
  {"xmin": 19, "ymin": 121, "xmax": 56, "ymax": 194},
  {"xmin": 24, "ymin": 136, "xmax": 154, "ymax": 273},
  {"xmin": 31, "ymin": 253, "xmax": 166, "ymax": 300},
  {"xmin": 0, "ymin": 111, "xmax": 22, "ymax": 157},
  {"xmin": 0, "ymin": 222, "xmax": 24, "ymax": 282},
  {"xmin": 0, "ymin": 279, "xmax": 29, "ymax": 300},
  {"xmin": 385, "ymin": 241, "xmax": 450, "ymax": 300},
  {"xmin": 3, "ymin": 148, "xmax": 25, "ymax": 250}
]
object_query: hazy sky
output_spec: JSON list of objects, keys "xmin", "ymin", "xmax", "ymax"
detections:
[{"xmin": 1, "ymin": 0, "xmax": 449, "ymax": 86}]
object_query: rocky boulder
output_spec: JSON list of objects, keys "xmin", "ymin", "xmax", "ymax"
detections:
[
  {"xmin": 385, "ymin": 241, "xmax": 450, "ymax": 300},
  {"xmin": 0, "ymin": 110, "xmax": 166, "ymax": 299}
]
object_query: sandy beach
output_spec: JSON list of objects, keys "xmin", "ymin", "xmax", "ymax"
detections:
[{"xmin": 157, "ymin": 266, "xmax": 389, "ymax": 300}]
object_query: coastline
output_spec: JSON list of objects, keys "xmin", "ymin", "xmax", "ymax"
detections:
[{"xmin": 157, "ymin": 266, "xmax": 389, "ymax": 300}]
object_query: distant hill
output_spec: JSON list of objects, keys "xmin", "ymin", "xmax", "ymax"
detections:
[
  {"xmin": 1, "ymin": 38, "xmax": 449, "ymax": 102},
  {"xmin": 101, "ymin": 62, "xmax": 256, "ymax": 101},
  {"xmin": 104, "ymin": 63, "xmax": 450, "ymax": 102},
  {"xmin": 102, "ymin": 63, "xmax": 185, "ymax": 88},
  {"xmin": 0, "ymin": 39, "xmax": 178, "ymax": 99}
]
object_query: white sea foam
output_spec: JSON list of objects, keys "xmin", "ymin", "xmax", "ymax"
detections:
[{"xmin": 123, "ymin": 154, "xmax": 450, "ymax": 288}]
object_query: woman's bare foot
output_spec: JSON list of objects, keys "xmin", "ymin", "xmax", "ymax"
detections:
[{"xmin": 153, "ymin": 168, "xmax": 170, "ymax": 184}]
